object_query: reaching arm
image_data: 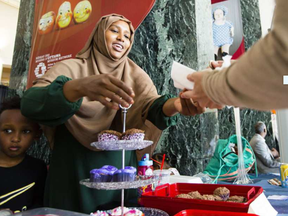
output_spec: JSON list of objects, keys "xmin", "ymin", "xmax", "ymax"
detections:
[
  {"xmin": 181, "ymin": 0, "xmax": 288, "ymax": 110},
  {"xmin": 162, "ymin": 94, "xmax": 205, "ymax": 117},
  {"xmin": 63, "ymin": 74, "xmax": 135, "ymax": 110},
  {"xmin": 202, "ymin": 0, "xmax": 288, "ymax": 110}
]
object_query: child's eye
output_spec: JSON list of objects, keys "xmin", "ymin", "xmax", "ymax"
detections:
[
  {"xmin": 3, "ymin": 129, "xmax": 12, "ymax": 134},
  {"xmin": 23, "ymin": 130, "xmax": 31, "ymax": 134},
  {"xmin": 124, "ymin": 35, "xmax": 130, "ymax": 39}
]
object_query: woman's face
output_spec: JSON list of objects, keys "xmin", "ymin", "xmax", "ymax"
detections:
[
  {"xmin": 214, "ymin": 9, "xmax": 224, "ymax": 21},
  {"xmin": 105, "ymin": 20, "xmax": 131, "ymax": 59}
]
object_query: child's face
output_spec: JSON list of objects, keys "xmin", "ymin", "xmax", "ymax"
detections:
[
  {"xmin": 214, "ymin": 9, "xmax": 224, "ymax": 21},
  {"xmin": 0, "ymin": 109, "xmax": 40, "ymax": 159}
]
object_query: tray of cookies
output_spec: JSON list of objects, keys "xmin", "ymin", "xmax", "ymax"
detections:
[{"xmin": 139, "ymin": 183, "xmax": 263, "ymax": 215}]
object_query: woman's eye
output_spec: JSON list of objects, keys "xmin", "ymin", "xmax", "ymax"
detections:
[
  {"xmin": 3, "ymin": 129, "xmax": 12, "ymax": 134},
  {"xmin": 124, "ymin": 35, "xmax": 130, "ymax": 39}
]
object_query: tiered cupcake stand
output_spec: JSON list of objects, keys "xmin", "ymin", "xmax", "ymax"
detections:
[{"xmin": 80, "ymin": 105, "xmax": 166, "ymax": 216}]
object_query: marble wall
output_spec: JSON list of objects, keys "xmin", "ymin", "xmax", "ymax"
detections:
[
  {"xmin": 9, "ymin": 0, "xmax": 273, "ymax": 174},
  {"xmin": 129, "ymin": 0, "xmax": 273, "ymax": 175}
]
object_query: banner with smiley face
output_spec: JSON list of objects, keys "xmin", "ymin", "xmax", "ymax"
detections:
[{"xmin": 27, "ymin": 0, "xmax": 156, "ymax": 88}]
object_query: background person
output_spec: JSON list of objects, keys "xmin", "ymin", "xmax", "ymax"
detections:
[
  {"xmin": 0, "ymin": 96, "xmax": 46, "ymax": 213},
  {"xmin": 250, "ymin": 121, "xmax": 280, "ymax": 174}
]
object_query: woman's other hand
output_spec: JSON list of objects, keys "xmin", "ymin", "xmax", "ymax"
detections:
[{"xmin": 63, "ymin": 74, "xmax": 135, "ymax": 110}]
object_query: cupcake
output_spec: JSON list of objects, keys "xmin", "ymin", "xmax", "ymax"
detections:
[
  {"xmin": 121, "ymin": 129, "xmax": 145, "ymax": 141},
  {"xmin": 112, "ymin": 168, "xmax": 136, "ymax": 182},
  {"xmin": 213, "ymin": 187, "xmax": 230, "ymax": 201},
  {"xmin": 101, "ymin": 165, "xmax": 118, "ymax": 181},
  {"xmin": 98, "ymin": 130, "xmax": 121, "ymax": 141},
  {"xmin": 124, "ymin": 166, "xmax": 137, "ymax": 173},
  {"xmin": 102, "ymin": 165, "xmax": 118, "ymax": 173},
  {"xmin": 90, "ymin": 168, "xmax": 110, "ymax": 182},
  {"xmin": 90, "ymin": 169, "xmax": 100, "ymax": 182}
]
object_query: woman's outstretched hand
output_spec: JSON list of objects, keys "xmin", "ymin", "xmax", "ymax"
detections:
[
  {"xmin": 63, "ymin": 74, "xmax": 135, "ymax": 110},
  {"xmin": 180, "ymin": 71, "xmax": 224, "ymax": 109},
  {"xmin": 162, "ymin": 91, "xmax": 205, "ymax": 117},
  {"xmin": 174, "ymin": 91, "xmax": 206, "ymax": 116}
]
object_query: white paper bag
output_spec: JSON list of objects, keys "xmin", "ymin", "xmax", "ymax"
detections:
[
  {"xmin": 248, "ymin": 193, "xmax": 278, "ymax": 216},
  {"xmin": 171, "ymin": 61, "xmax": 195, "ymax": 90}
]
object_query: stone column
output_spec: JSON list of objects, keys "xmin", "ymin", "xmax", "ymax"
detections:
[
  {"xmin": 129, "ymin": 0, "xmax": 218, "ymax": 175},
  {"xmin": 9, "ymin": 0, "xmax": 35, "ymax": 94}
]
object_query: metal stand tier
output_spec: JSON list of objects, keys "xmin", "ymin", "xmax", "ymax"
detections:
[{"xmin": 80, "ymin": 104, "xmax": 156, "ymax": 216}]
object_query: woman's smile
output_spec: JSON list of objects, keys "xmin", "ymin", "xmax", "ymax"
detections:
[{"xmin": 112, "ymin": 42, "xmax": 124, "ymax": 52}]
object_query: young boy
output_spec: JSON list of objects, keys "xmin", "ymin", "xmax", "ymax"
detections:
[{"xmin": 0, "ymin": 96, "xmax": 47, "ymax": 213}]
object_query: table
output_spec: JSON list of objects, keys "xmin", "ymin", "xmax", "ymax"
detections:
[
  {"xmin": 12, "ymin": 174, "xmax": 288, "ymax": 216},
  {"xmin": 220, "ymin": 173, "xmax": 288, "ymax": 216},
  {"xmin": 250, "ymin": 174, "xmax": 288, "ymax": 216}
]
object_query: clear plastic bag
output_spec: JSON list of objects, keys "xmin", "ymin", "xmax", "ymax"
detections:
[{"xmin": 192, "ymin": 172, "xmax": 213, "ymax": 184}]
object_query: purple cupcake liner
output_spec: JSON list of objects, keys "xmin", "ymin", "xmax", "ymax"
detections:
[
  {"xmin": 90, "ymin": 168, "xmax": 111, "ymax": 182},
  {"xmin": 112, "ymin": 169, "xmax": 136, "ymax": 182},
  {"xmin": 98, "ymin": 133, "xmax": 120, "ymax": 141},
  {"xmin": 121, "ymin": 133, "xmax": 144, "ymax": 141}
]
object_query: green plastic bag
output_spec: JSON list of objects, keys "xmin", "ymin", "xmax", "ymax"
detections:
[{"xmin": 203, "ymin": 135, "xmax": 256, "ymax": 182}]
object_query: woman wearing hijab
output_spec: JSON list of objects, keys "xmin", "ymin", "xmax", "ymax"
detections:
[{"xmin": 21, "ymin": 14, "xmax": 203, "ymax": 213}]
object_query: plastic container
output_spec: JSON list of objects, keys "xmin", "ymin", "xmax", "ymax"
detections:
[
  {"xmin": 169, "ymin": 175, "xmax": 202, "ymax": 184},
  {"xmin": 138, "ymin": 154, "xmax": 153, "ymax": 176},
  {"xmin": 138, "ymin": 154, "xmax": 153, "ymax": 195},
  {"xmin": 280, "ymin": 163, "xmax": 288, "ymax": 188},
  {"xmin": 139, "ymin": 183, "xmax": 263, "ymax": 216},
  {"xmin": 174, "ymin": 209, "xmax": 259, "ymax": 216},
  {"xmin": 153, "ymin": 169, "xmax": 171, "ymax": 188}
]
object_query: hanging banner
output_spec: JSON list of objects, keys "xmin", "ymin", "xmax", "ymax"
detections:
[
  {"xmin": 211, "ymin": 0, "xmax": 245, "ymax": 60},
  {"xmin": 27, "ymin": 0, "xmax": 155, "ymax": 88}
]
